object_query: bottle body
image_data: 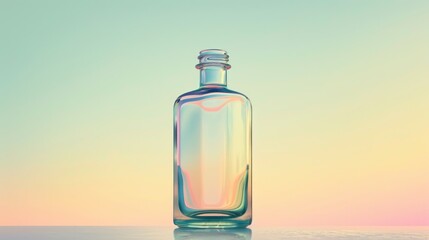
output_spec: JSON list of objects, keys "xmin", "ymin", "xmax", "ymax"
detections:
[{"xmin": 173, "ymin": 86, "xmax": 252, "ymax": 228}]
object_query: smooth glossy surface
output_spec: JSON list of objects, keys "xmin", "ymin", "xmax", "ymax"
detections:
[
  {"xmin": 0, "ymin": 227, "xmax": 428, "ymax": 240},
  {"xmin": 173, "ymin": 50, "xmax": 252, "ymax": 228},
  {"xmin": 173, "ymin": 87, "xmax": 252, "ymax": 228}
]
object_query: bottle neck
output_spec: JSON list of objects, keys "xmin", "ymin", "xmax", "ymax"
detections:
[{"xmin": 200, "ymin": 66, "xmax": 227, "ymax": 87}]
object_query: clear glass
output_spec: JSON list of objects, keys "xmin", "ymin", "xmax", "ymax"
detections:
[{"xmin": 173, "ymin": 49, "xmax": 252, "ymax": 228}]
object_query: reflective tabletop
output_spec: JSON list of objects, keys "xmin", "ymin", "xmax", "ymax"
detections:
[{"xmin": 0, "ymin": 227, "xmax": 428, "ymax": 240}]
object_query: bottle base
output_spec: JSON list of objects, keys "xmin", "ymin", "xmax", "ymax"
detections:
[{"xmin": 174, "ymin": 218, "xmax": 251, "ymax": 229}]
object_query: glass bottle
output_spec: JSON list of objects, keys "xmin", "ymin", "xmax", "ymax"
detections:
[{"xmin": 173, "ymin": 49, "xmax": 252, "ymax": 228}]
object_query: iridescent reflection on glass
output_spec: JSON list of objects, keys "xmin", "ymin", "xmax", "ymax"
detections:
[{"xmin": 173, "ymin": 50, "xmax": 252, "ymax": 228}]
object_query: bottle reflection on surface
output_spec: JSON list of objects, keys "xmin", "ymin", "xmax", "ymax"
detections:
[{"xmin": 174, "ymin": 228, "xmax": 252, "ymax": 240}]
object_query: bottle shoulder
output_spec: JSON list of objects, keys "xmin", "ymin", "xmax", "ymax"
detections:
[{"xmin": 175, "ymin": 87, "xmax": 251, "ymax": 106}]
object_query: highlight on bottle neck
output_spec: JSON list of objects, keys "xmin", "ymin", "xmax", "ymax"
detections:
[{"xmin": 197, "ymin": 49, "xmax": 230, "ymax": 87}]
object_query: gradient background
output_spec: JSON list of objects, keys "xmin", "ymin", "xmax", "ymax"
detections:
[{"xmin": 0, "ymin": 0, "xmax": 428, "ymax": 227}]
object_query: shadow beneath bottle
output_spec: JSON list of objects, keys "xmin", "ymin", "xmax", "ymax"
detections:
[{"xmin": 174, "ymin": 228, "xmax": 252, "ymax": 240}]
